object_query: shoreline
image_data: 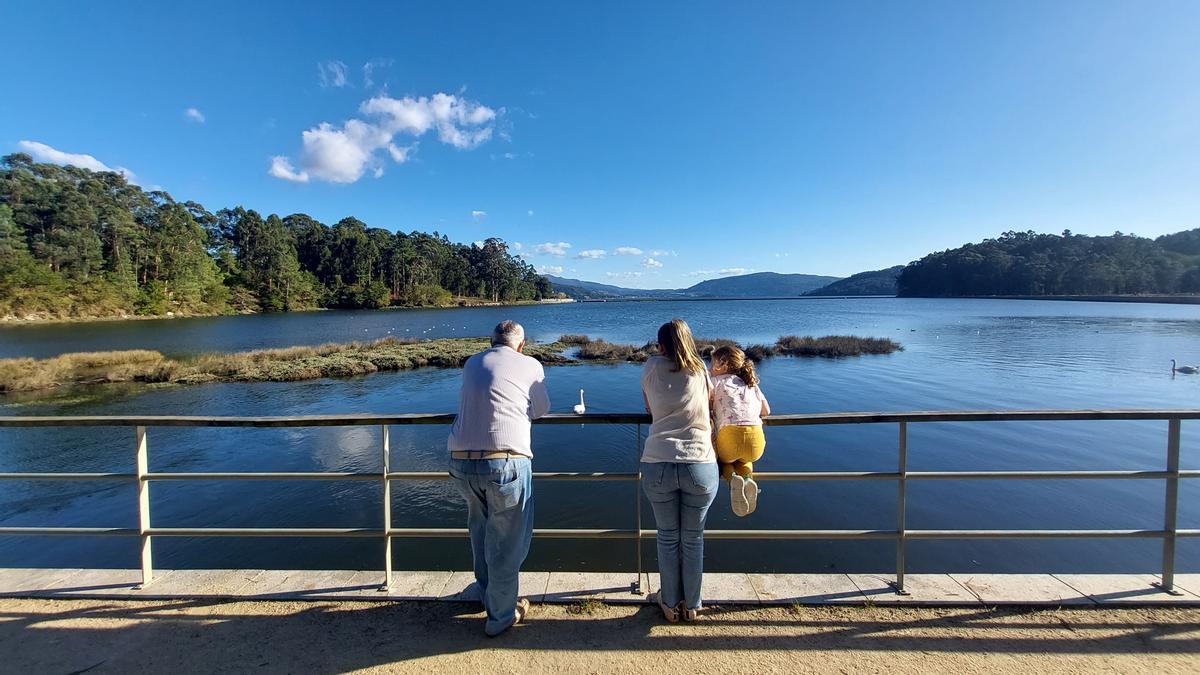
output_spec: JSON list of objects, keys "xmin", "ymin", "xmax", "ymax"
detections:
[{"xmin": 0, "ymin": 298, "xmax": 576, "ymax": 327}]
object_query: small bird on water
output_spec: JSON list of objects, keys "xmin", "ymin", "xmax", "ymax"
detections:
[{"xmin": 1171, "ymin": 359, "xmax": 1199, "ymax": 374}]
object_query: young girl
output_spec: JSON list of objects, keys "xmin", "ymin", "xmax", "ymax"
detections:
[{"xmin": 709, "ymin": 345, "xmax": 770, "ymax": 516}]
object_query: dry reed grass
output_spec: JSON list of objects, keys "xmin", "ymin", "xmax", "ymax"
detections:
[{"xmin": 0, "ymin": 333, "xmax": 901, "ymax": 395}]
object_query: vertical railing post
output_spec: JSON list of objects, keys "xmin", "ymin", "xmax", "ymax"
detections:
[
  {"xmin": 893, "ymin": 421, "xmax": 909, "ymax": 595},
  {"xmin": 381, "ymin": 425, "xmax": 393, "ymax": 591},
  {"xmin": 633, "ymin": 422, "xmax": 644, "ymax": 595},
  {"xmin": 135, "ymin": 426, "xmax": 153, "ymax": 587},
  {"xmin": 1158, "ymin": 418, "xmax": 1182, "ymax": 594}
]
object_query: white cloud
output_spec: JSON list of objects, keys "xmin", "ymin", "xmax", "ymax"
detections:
[
  {"xmin": 612, "ymin": 246, "xmax": 643, "ymax": 256},
  {"xmin": 511, "ymin": 242, "xmax": 523, "ymax": 251},
  {"xmin": 684, "ymin": 270, "xmax": 715, "ymax": 278},
  {"xmin": 534, "ymin": 241, "xmax": 572, "ymax": 256},
  {"xmin": 643, "ymin": 257, "xmax": 663, "ymax": 269},
  {"xmin": 268, "ymin": 156, "xmax": 308, "ymax": 182},
  {"xmin": 719, "ymin": 267, "xmax": 753, "ymax": 275},
  {"xmin": 576, "ymin": 249, "xmax": 606, "ymax": 259},
  {"xmin": 185, "ymin": 107, "xmax": 205, "ymax": 123},
  {"xmin": 270, "ymin": 92, "xmax": 498, "ymax": 183},
  {"xmin": 651, "ymin": 249, "xmax": 676, "ymax": 257},
  {"xmin": 774, "ymin": 252, "xmax": 790, "ymax": 258},
  {"xmin": 606, "ymin": 271, "xmax": 643, "ymax": 279},
  {"xmin": 17, "ymin": 140, "xmax": 137, "ymax": 183},
  {"xmin": 471, "ymin": 210, "xmax": 487, "ymax": 219},
  {"xmin": 318, "ymin": 60, "xmax": 349, "ymax": 88},
  {"xmin": 361, "ymin": 58, "xmax": 393, "ymax": 88},
  {"xmin": 473, "ymin": 240, "xmax": 485, "ymax": 247},
  {"xmin": 538, "ymin": 265, "xmax": 563, "ymax": 275}
]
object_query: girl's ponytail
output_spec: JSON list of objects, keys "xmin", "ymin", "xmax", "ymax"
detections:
[
  {"xmin": 712, "ymin": 345, "xmax": 759, "ymax": 388},
  {"xmin": 737, "ymin": 357, "xmax": 759, "ymax": 388}
]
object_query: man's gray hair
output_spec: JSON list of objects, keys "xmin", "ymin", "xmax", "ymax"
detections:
[{"xmin": 492, "ymin": 320, "xmax": 525, "ymax": 348}]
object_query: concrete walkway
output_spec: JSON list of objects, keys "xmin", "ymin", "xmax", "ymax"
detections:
[
  {"xmin": 3, "ymin": 568, "xmax": 1200, "ymax": 606},
  {"xmin": 3, "ymin": 597, "xmax": 1199, "ymax": 673}
]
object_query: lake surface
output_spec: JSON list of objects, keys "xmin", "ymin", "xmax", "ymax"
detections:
[{"xmin": 2, "ymin": 298, "xmax": 1199, "ymax": 574}]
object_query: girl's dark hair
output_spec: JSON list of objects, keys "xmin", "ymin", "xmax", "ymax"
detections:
[{"xmin": 712, "ymin": 345, "xmax": 758, "ymax": 387}]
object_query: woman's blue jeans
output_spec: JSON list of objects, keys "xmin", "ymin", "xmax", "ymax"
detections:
[{"xmin": 640, "ymin": 461, "xmax": 719, "ymax": 610}]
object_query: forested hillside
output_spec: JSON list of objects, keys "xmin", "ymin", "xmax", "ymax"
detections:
[
  {"xmin": 898, "ymin": 230, "xmax": 1200, "ymax": 297},
  {"xmin": 804, "ymin": 266, "xmax": 902, "ymax": 296},
  {"xmin": 0, "ymin": 154, "xmax": 551, "ymax": 320}
]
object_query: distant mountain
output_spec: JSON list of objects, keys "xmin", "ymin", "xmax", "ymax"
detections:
[
  {"xmin": 804, "ymin": 266, "xmax": 902, "ymax": 296},
  {"xmin": 684, "ymin": 272, "xmax": 840, "ymax": 297},
  {"xmin": 547, "ymin": 272, "xmax": 841, "ymax": 299},
  {"xmin": 543, "ymin": 275, "xmax": 676, "ymax": 299}
]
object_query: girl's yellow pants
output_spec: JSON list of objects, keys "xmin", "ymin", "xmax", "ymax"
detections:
[{"xmin": 715, "ymin": 425, "xmax": 765, "ymax": 479}]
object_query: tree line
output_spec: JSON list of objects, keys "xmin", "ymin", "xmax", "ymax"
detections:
[
  {"xmin": 897, "ymin": 229, "xmax": 1200, "ymax": 297},
  {"xmin": 0, "ymin": 154, "xmax": 552, "ymax": 319}
]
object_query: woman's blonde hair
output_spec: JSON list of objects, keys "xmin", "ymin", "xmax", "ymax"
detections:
[
  {"xmin": 712, "ymin": 345, "xmax": 758, "ymax": 387},
  {"xmin": 657, "ymin": 319, "xmax": 705, "ymax": 374}
]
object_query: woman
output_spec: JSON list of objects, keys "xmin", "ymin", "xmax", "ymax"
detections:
[{"xmin": 640, "ymin": 318, "xmax": 719, "ymax": 622}]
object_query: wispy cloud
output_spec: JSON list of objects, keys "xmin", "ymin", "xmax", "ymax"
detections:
[
  {"xmin": 318, "ymin": 60, "xmax": 350, "ymax": 88},
  {"xmin": 527, "ymin": 209, "xmax": 534, "ymax": 216},
  {"xmin": 684, "ymin": 270, "xmax": 715, "ymax": 278},
  {"xmin": 471, "ymin": 210, "xmax": 487, "ymax": 219},
  {"xmin": 361, "ymin": 58, "xmax": 394, "ymax": 88},
  {"xmin": 268, "ymin": 156, "xmax": 308, "ymax": 183},
  {"xmin": 612, "ymin": 246, "xmax": 643, "ymax": 256},
  {"xmin": 17, "ymin": 140, "xmax": 137, "ymax": 184},
  {"xmin": 270, "ymin": 92, "xmax": 499, "ymax": 183},
  {"xmin": 511, "ymin": 242, "xmax": 523, "ymax": 251},
  {"xmin": 185, "ymin": 107, "xmax": 205, "ymax": 123},
  {"xmin": 576, "ymin": 249, "xmax": 606, "ymax": 259},
  {"xmin": 651, "ymin": 249, "xmax": 676, "ymax": 257},
  {"xmin": 642, "ymin": 257, "xmax": 663, "ymax": 269},
  {"xmin": 538, "ymin": 265, "xmax": 563, "ymax": 275},
  {"xmin": 534, "ymin": 241, "xmax": 572, "ymax": 256},
  {"xmin": 606, "ymin": 271, "xmax": 643, "ymax": 279},
  {"xmin": 719, "ymin": 267, "xmax": 753, "ymax": 275}
]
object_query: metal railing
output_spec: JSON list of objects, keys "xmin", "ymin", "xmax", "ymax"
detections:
[{"xmin": 0, "ymin": 410, "xmax": 1197, "ymax": 595}]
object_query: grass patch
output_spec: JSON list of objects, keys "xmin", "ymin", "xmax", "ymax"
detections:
[
  {"xmin": 1, "ymin": 333, "xmax": 901, "ymax": 396},
  {"xmin": 0, "ymin": 337, "xmax": 570, "ymax": 394},
  {"xmin": 566, "ymin": 598, "xmax": 605, "ymax": 615},
  {"xmin": 773, "ymin": 335, "xmax": 903, "ymax": 357},
  {"xmin": 576, "ymin": 339, "xmax": 648, "ymax": 362}
]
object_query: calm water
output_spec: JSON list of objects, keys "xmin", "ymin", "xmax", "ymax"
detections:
[{"xmin": 1, "ymin": 298, "xmax": 1199, "ymax": 573}]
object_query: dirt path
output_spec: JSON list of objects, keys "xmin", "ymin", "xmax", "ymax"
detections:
[{"xmin": 3, "ymin": 598, "xmax": 1198, "ymax": 674}]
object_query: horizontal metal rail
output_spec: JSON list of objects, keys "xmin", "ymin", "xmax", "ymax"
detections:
[
  {"xmin": 0, "ymin": 409, "xmax": 1194, "ymax": 594},
  {"xmin": 4, "ymin": 469, "xmax": 1197, "ymax": 482},
  {"xmin": 4, "ymin": 527, "xmax": 1199, "ymax": 540},
  {"xmin": 4, "ymin": 409, "xmax": 1200, "ymax": 428}
]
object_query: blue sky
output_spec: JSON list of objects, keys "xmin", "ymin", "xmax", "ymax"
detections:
[{"xmin": 2, "ymin": 1, "xmax": 1198, "ymax": 288}]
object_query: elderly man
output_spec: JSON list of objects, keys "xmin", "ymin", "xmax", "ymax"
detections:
[{"xmin": 448, "ymin": 320, "xmax": 550, "ymax": 636}]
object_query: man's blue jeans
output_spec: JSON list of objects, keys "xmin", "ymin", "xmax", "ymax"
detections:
[
  {"xmin": 640, "ymin": 461, "xmax": 719, "ymax": 611},
  {"xmin": 448, "ymin": 456, "xmax": 533, "ymax": 635}
]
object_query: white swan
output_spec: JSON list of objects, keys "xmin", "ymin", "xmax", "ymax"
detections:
[
  {"xmin": 574, "ymin": 389, "xmax": 586, "ymax": 414},
  {"xmin": 1172, "ymin": 359, "xmax": 1199, "ymax": 374}
]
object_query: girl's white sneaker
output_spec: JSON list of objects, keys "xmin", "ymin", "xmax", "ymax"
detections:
[
  {"xmin": 730, "ymin": 474, "xmax": 750, "ymax": 517},
  {"xmin": 743, "ymin": 477, "xmax": 759, "ymax": 514}
]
